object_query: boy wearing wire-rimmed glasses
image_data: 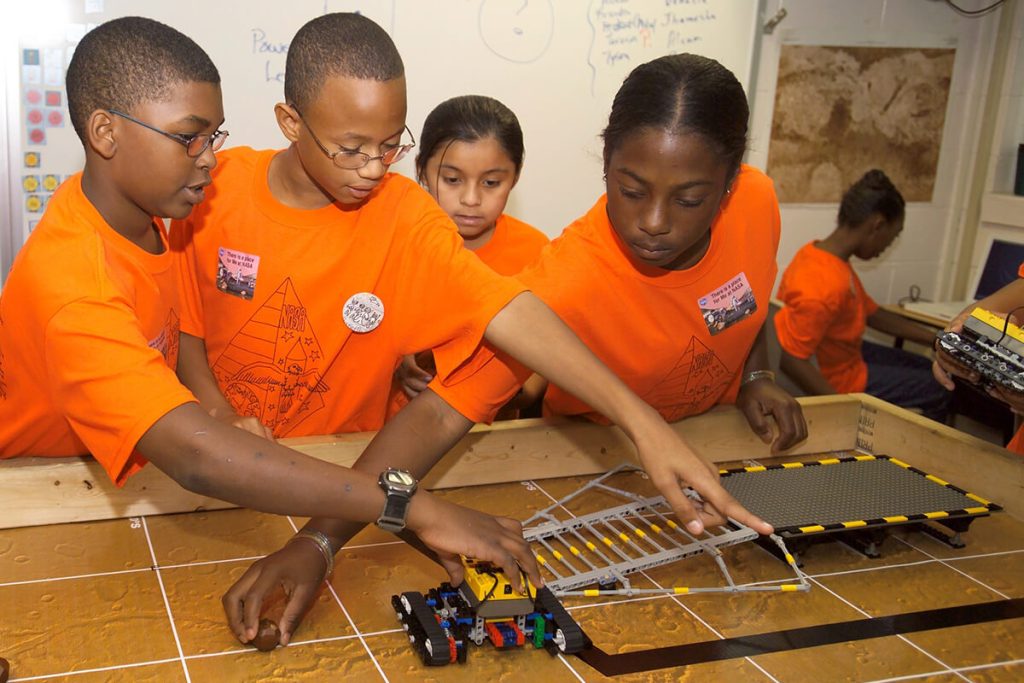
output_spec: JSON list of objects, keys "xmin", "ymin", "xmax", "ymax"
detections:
[
  {"xmin": 178, "ymin": 12, "xmax": 773, "ymax": 650},
  {"xmin": 0, "ymin": 16, "xmax": 548, "ymax": 652}
]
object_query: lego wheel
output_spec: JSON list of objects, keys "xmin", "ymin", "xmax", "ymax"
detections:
[
  {"xmin": 536, "ymin": 586, "xmax": 587, "ymax": 655},
  {"xmin": 399, "ymin": 591, "xmax": 451, "ymax": 666}
]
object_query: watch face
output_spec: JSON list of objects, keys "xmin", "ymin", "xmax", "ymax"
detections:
[{"xmin": 386, "ymin": 469, "xmax": 416, "ymax": 487}]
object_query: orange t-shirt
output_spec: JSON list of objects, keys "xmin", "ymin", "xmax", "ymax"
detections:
[
  {"xmin": 171, "ymin": 147, "xmax": 525, "ymax": 436},
  {"xmin": 774, "ymin": 242, "xmax": 880, "ymax": 393},
  {"xmin": 474, "ymin": 214, "xmax": 550, "ymax": 276},
  {"xmin": 0, "ymin": 174, "xmax": 196, "ymax": 484},
  {"xmin": 450, "ymin": 164, "xmax": 781, "ymax": 423},
  {"xmin": 388, "ymin": 212, "xmax": 548, "ymax": 417}
]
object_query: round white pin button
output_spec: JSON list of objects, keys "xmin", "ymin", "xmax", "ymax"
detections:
[{"xmin": 343, "ymin": 292, "xmax": 384, "ymax": 333}]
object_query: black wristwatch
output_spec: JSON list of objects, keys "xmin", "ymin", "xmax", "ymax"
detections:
[{"xmin": 376, "ymin": 467, "xmax": 418, "ymax": 533}]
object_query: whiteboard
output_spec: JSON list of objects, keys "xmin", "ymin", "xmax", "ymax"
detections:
[{"xmin": 6, "ymin": 0, "xmax": 760, "ymax": 264}]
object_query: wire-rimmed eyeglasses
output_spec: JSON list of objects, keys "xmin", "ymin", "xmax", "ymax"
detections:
[
  {"xmin": 108, "ymin": 109, "xmax": 229, "ymax": 158},
  {"xmin": 293, "ymin": 107, "xmax": 415, "ymax": 170}
]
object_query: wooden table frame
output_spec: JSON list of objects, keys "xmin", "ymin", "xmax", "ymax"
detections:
[{"xmin": 2, "ymin": 394, "xmax": 1021, "ymax": 530}]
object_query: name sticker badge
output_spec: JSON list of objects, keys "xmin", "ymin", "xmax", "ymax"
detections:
[
  {"xmin": 343, "ymin": 292, "xmax": 384, "ymax": 333},
  {"xmin": 697, "ymin": 272, "xmax": 757, "ymax": 336}
]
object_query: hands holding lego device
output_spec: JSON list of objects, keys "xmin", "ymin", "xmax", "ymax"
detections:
[
  {"xmin": 933, "ymin": 306, "xmax": 1024, "ymax": 409},
  {"xmin": 222, "ymin": 490, "xmax": 542, "ymax": 648}
]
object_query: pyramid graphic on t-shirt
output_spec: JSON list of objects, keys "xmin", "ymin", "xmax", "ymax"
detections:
[
  {"xmin": 643, "ymin": 336, "xmax": 733, "ymax": 422},
  {"xmin": 213, "ymin": 278, "xmax": 329, "ymax": 433}
]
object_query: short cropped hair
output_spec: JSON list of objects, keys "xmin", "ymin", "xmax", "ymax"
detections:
[
  {"xmin": 285, "ymin": 13, "xmax": 405, "ymax": 110},
  {"xmin": 602, "ymin": 53, "xmax": 748, "ymax": 181},
  {"xmin": 839, "ymin": 169, "xmax": 905, "ymax": 227},
  {"xmin": 66, "ymin": 16, "xmax": 220, "ymax": 144}
]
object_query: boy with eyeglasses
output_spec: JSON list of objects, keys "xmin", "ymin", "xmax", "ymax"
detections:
[
  {"xmin": 0, "ymin": 15, "xmax": 550, "ymax": 633},
  {"xmin": 188, "ymin": 13, "xmax": 773, "ymax": 647}
]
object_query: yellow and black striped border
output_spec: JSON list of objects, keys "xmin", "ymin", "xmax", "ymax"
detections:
[{"xmin": 719, "ymin": 453, "xmax": 1003, "ymax": 537}]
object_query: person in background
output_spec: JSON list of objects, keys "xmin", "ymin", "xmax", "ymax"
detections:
[{"xmin": 775, "ymin": 169, "xmax": 951, "ymax": 422}]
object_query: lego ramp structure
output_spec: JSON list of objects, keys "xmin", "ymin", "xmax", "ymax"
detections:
[{"xmin": 521, "ymin": 464, "xmax": 809, "ymax": 597}]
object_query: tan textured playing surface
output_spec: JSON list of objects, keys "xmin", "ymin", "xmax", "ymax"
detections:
[{"xmin": 1, "ymin": 454, "xmax": 1022, "ymax": 682}]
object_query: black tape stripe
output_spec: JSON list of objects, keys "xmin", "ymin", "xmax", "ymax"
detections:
[{"xmin": 575, "ymin": 598, "xmax": 1024, "ymax": 676}]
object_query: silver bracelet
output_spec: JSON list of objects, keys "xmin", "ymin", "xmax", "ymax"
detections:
[
  {"xmin": 288, "ymin": 529, "xmax": 335, "ymax": 578},
  {"xmin": 741, "ymin": 369, "xmax": 776, "ymax": 386}
]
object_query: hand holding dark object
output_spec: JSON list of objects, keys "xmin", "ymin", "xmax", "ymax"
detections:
[
  {"xmin": 250, "ymin": 618, "xmax": 282, "ymax": 651},
  {"xmin": 223, "ymin": 539, "xmax": 328, "ymax": 646}
]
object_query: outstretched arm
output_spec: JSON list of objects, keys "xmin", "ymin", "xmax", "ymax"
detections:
[
  {"xmin": 484, "ymin": 292, "xmax": 773, "ymax": 536},
  {"xmin": 867, "ymin": 308, "xmax": 937, "ymax": 347},
  {"xmin": 140, "ymin": 401, "xmax": 541, "ymax": 643}
]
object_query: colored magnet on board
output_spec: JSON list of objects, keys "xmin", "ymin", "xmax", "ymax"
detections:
[
  {"xmin": 25, "ymin": 89, "xmax": 42, "ymax": 105},
  {"xmin": 24, "ymin": 152, "xmax": 40, "ymax": 167},
  {"xmin": 22, "ymin": 49, "xmax": 39, "ymax": 65},
  {"xmin": 28, "ymin": 128, "xmax": 46, "ymax": 145},
  {"xmin": 22, "ymin": 176, "xmax": 40, "ymax": 193},
  {"xmin": 25, "ymin": 195, "xmax": 43, "ymax": 213},
  {"xmin": 46, "ymin": 109, "xmax": 64, "ymax": 127},
  {"xmin": 27, "ymin": 109, "xmax": 43, "ymax": 125},
  {"xmin": 42, "ymin": 175, "xmax": 60, "ymax": 191},
  {"xmin": 45, "ymin": 90, "xmax": 61, "ymax": 107},
  {"xmin": 22, "ymin": 65, "xmax": 41, "ymax": 84},
  {"xmin": 44, "ymin": 66, "xmax": 62, "ymax": 87}
]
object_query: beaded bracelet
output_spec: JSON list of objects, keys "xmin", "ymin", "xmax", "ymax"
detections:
[
  {"xmin": 741, "ymin": 369, "xmax": 776, "ymax": 386},
  {"xmin": 288, "ymin": 529, "xmax": 335, "ymax": 578}
]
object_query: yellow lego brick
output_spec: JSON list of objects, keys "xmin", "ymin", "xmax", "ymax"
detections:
[
  {"xmin": 926, "ymin": 474, "xmax": 949, "ymax": 487},
  {"xmin": 966, "ymin": 493, "xmax": 991, "ymax": 505},
  {"xmin": 924, "ymin": 511, "xmax": 949, "ymax": 519},
  {"xmin": 782, "ymin": 462, "xmax": 804, "ymax": 469},
  {"xmin": 842, "ymin": 520, "xmax": 867, "ymax": 528},
  {"xmin": 883, "ymin": 515, "xmax": 909, "ymax": 523},
  {"xmin": 890, "ymin": 458, "xmax": 911, "ymax": 468},
  {"xmin": 799, "ymin": 525, "xmax": 825, "ymax": 533},
  {"xmin": 673, "ymin": 587, "xmax": 689, "ymax": 594},
  {"xmin": 818, "ymin": 458, "xmax": 841, "ymax": 465},
  {"xmin": 781, "ymin": 584, "xmax": 800, "ymax": 592}
]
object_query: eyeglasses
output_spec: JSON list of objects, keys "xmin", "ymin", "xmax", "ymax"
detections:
[
  {"xmin": 293, "ymin": 107, "xmax": 415, "ymax": 170},
  {"xmin": 108, "ymin": 109, "xmax": 229, "ymax": 158}
]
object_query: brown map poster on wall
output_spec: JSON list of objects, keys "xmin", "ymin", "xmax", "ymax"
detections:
[{"xmin": 766, "ymin": 45, "xmax": 955, "ymax": 203}]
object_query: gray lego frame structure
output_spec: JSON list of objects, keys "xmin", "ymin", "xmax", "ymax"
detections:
[{"xmin": 521, "ymin": 463, "xmax": 810, "ymax": 598}]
